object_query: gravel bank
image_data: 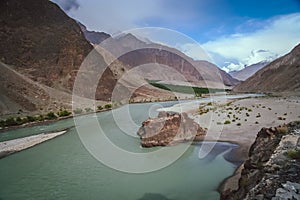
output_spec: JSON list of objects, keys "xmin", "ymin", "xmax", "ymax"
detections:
[{"xmin": 0, "ymin": 130, "xmax": 67, "ymax": 158}]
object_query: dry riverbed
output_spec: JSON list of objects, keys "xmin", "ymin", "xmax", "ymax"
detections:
[{"xmin": 159, "ymin": 95, "xmax": 300, "ymax": 191}]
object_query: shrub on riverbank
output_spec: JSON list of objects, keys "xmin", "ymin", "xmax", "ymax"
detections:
[
  {"xmin": 104, "ymin": 104, "xmax": 112, "ymax": 109},
  {"xmin": 73, "ymin": 108, "xmax": 83, "ymax": 114},
  {"xmin": 57, "ymin": 110, "xmax": 72, "ymax": 117},
  {"xmin": 85, "ymin": 108, "xmax": 93, "ymax": 113},
  {"xmin": 0, "ymin": 109, "xmax": 73, "ymax": 128},
  {"xmin": 46, "ymin": 112, "xmax": 57, "ymax": 120}
]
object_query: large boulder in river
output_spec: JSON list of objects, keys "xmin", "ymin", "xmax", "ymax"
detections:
[{"xmin": 137, "ymin": 111, "xmax": 206, "ymax": 147}]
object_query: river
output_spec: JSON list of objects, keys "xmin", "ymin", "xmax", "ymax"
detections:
[{"xmin": 0, "ymin": 96, "xmax": 255, "ymax": 200}]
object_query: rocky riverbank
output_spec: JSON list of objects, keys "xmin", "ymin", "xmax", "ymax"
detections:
[
  {"xmin": 221, "ymin": 121, "xmax": 300, "ymax": 199},
  {"xmin": 0, "ymin": 130, "xmax": 67, "ymax": 159},
  {"xmin": 137, "ymin": 111, "xmax": 206, "ymax": 147}
]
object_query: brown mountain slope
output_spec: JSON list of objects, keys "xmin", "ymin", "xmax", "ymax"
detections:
[
  {"xmin": 78, "ymin": 22, "xmax": 111, "ymax": 45},
  {"xmin": 229, "ymin": 61, "xmax": 269, "ymax": 81},
  {"xmin": 86, "ymin": 32, "xmax": 239, "ymax": 88},
  {"xmin": 234, "ymin": 44, "xmax": 300, "ymax": 93},
  {"xmin": 0, "ymin": 0, "xmax": 177, "ymax": 116},
  {"xmin": 0, "ymin": 0, "xmax": 127, "ymax": 101},
  {"xmin": 0, "ymin": 0, "xmax": 94, "ymax": 92},
  {"xmin": 0, "ymin": 62, "xmax": 73, "ymax": 118}
]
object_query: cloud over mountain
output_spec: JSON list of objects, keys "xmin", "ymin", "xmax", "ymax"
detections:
[{"xmin": 202, "ymin": 13, "xmax": 300, "ymax": 72}]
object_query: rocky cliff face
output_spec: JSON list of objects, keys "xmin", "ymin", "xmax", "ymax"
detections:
[
  {"xmin": 234, "ymin": 44, "xmax": 300, "ymax": 93},
  {"xmin": 221, "ymin": 121, "xmax": 300, "ymax": 200},
  {"xmin": 137, "ymin": 112, "xmax": 206, "ymax": 147}
]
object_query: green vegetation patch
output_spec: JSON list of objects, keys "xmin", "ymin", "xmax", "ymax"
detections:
[
  {"xmin": 104, "ymin": 104, "xmax": 112, "ymax": 109},
  {"xmin": 224, "ymin": 120, "xmax": 231, "ymax": 124},
  {"xmin": 57, "ymin": 110, "xmax": 71, "ymax": 117},
  {"xmin": 46, "ymin": 112, "xmax": 57, "ymax": 120},
  {"xmin": 287, "ymin": 149, "xmax": 300, "ymax": 160},
  {"xmin": 147, "ymin": 80, "xmax": 229, "ymax": 96}
]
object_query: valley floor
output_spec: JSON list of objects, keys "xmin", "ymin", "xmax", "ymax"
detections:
[
  {"xmin": 160, "ymin": 95, "xmax": 300, "ymax": 191},
  {"xmin": 1, "ymin": 94, "xmax": 299, "ymax": 193}
]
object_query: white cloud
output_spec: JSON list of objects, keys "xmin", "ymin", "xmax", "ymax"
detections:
[
  {"xmin": 221, "ymin": 63, "xmax": 244, "ymax": 73},
  {"xmin": 202, "ymin": 13, "xmax": 300, "ymax": 71},
  {"xmin": 245, "ymin": 50, "xmax": 278, "ymax": 66},
  {"xmin": 63, "ymin": 0, "xmax": 162, "ymax": 33},
  {"xmin": 62, "ymin": 0, "xmax": 199, "ymax": 34}
]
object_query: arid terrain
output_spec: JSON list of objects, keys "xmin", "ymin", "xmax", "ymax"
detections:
[{"xmin": 0, "ymin": 0, "xmax": 299, "ymax": 200}]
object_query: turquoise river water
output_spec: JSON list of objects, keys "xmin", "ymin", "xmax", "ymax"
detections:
[{"xmin": 0, "ymin": 98, "xmax": 247, "ymax": 200}]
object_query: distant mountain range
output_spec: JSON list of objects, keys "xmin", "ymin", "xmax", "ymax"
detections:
[
  {"xmin": 229, "ymin": 61, "xmax": 269, "ymax": 81},
  {"xmin": 234, "ymin": 44, "xmax": 300, "ymax": 93},
  {"xmin": 3, "ymin": 0, "xmax": 297, "ymax": 117},
  {"xmin": 80, "ymin": 25, "xmax": 239, "ymax": 88}
]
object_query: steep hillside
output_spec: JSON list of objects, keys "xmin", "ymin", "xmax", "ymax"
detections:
[
  {"xmin": 0, "ymin": 0, "xmax": 135, "ymax": 102},
  {"xmin": 234, "ymin": 44, "xmax": 300, "ymax": 93},
  {"xmin": 78, "ymin": 22, "xmax": 111, "ymax": 45},
  {"xmin": 0, "ymin": 0, "xmax": 177, "ymax": 114},
  {"xmin": 0, "ymin": 0, "xmax": 94, "ymax": 92},
  {"xmin": 0, "ymin": 62, "xmax": 73, "ymax": 118},
  {"xmin": 230, "ymin": 61, "xmax": 269, "ymax": 81}
]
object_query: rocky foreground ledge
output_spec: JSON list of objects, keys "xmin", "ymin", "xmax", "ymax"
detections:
[
  {"xmin": 137, "ymin": 111, "xmax": 206, "ymax": 147},
  {"xmin": 221, "ymin": 121, "xmax": 300, "ymax": 200}
]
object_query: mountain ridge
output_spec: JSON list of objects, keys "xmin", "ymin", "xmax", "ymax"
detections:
[
  {"xmin": 89, "ymin": 30, "xmax": 240, "ymax": 88},
  {"xmin": 230, "ymin": 61, "xmax": 269, "ymax": 81},
  {"xmin": 234, "ymin": 44, "xmax": 300, "ymax": 93},
  {"xmin": 0, "ymin": 0, "xmax": 176, "ymax": 117}
]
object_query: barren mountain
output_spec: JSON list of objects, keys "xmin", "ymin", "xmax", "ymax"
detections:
[
  {"xmin": 0, "ymin": 0, "xmax": 93, "ymax": 92},
  {"xmin": 234, "ymin": 44, "xmax": 300, "ymax": 93},
  {"xmin": 0, "ymin": 0, "xmax": 175, "ymax": 116},
  {"xmin": 83, "ymin": 30, "xmax": 239, "ymax": 88},
  {"xmin": 0, "ymin": 62, "xmax": 73, "ymax": 117},
  {"xmin": 230, "ymin": 61, "xmax": 269, "ymax": 81},
  {"xmin": 78, "ymin": 22, "xmax": 111, "ymax": 45}
]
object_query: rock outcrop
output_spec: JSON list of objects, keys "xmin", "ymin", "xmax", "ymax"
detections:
[
  {"xmin": 137, "ymin": 112, "xmax": 206, "ymax": 147},
  {"xmin": 221, "ymin": 121, "xmax": 300, "ymax": 200}
]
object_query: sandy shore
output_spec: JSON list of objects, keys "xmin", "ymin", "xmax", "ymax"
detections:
[
  {"xmin": 160, "ymin": 95, "xmax": 300, "ymax": 191},
  {"xmin": 0, "ymin": 130, "xmax": 67, "ymax": 158}
]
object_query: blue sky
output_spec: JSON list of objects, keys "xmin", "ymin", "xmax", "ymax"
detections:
[{"xmin": 53, "ymin": 0, "xmax": 300, "ymax": 71}]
